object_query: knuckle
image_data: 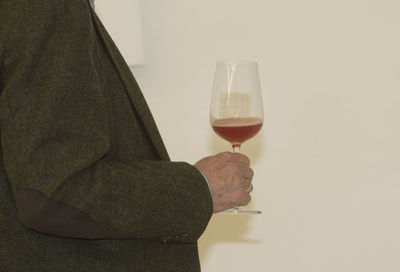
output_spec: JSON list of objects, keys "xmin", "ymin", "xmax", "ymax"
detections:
[
  {"xmin": 237, "ymin": 153, "xmax": 250, "ymax": 164},
  {"xmin": 221, "ymin": 151, "xmax": 232, "ymax": 158},
  {"xmin": 217, "ymin": 152, "xmax": 233, "ymax": 162},
  {"xmin": 249, "ymin": 168, "xmax": 254, "ymax": 179},
  {"xmin": 234, "ymin": 190, "xmax": 252, "ymax": 207}
]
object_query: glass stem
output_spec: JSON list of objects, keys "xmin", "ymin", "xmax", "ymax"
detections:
[{"xmin": 232, "ymin": 144, "xmax": 241, "ymax": 153}]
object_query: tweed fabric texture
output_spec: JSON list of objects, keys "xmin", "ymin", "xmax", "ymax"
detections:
[{"xmin": 0, "ymin": 0, "xmax": 213, "ymax": 271}]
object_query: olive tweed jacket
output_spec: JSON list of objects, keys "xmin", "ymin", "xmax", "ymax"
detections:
[{"xmin": 0, "ymin": 0, "xmax": 213, "ymax": 271}]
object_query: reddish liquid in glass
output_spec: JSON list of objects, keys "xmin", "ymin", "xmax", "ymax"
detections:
[{"xmin": 212, "ymin": 117, "xmax": 263, "ymax": 145}]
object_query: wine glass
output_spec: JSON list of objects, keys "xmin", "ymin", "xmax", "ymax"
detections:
[{"xmin": 210, "ymin": 60, "xmax": 263, "ymax": 214}]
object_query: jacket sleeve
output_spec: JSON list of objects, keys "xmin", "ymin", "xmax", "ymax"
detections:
[{"xmin": 0, "ymin": 0, "xmax": 213, "ymax": 242}]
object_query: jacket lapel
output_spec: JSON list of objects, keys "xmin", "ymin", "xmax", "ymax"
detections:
[{"xmin": 89, "ymin": 8, "xmax": 170, "ymax": 161}]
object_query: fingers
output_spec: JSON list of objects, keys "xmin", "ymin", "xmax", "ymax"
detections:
[
  {"xmin": 240, "ymin": 192, "xmax": 252, "ymax": 207},
  {"xmin": 213, "ymin": 152, "xmax": 253, "ymax": 180},
  {"xmin": 194, "ymin": 152, "xmax": 255, "ymax": 213},
  {"xmin": 243, "ymin": 167, "xmax": 254, "ymax": 180}
]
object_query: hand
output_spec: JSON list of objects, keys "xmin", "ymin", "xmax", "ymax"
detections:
[{"xmin": 194, "ymin": 152, "xmax": 254, "ymax": 213}]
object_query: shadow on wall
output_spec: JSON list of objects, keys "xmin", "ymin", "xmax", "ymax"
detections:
[{"xmin": 200, "ymin": 131, "xmax": 265, "ymax": 261}]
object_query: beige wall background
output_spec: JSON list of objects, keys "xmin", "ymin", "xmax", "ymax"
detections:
[{"xmin": 130, "ymin": 0, "xmax": 400, "ymax": 271}]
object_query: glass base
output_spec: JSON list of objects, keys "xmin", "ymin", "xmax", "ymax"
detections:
[{"xmin": 221, "ymin": 207, "xmax": 261, "ymax": 214}]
